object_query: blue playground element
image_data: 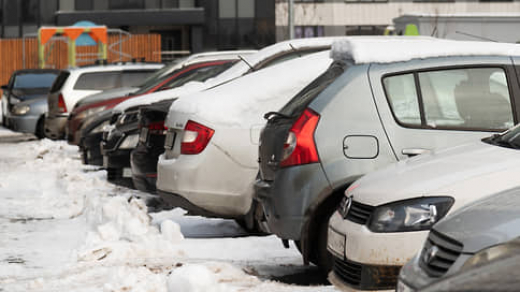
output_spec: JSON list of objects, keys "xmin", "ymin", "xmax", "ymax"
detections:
[{"xmin": 73, "ymin": 21, "xmax": 98, "ymax": 46}]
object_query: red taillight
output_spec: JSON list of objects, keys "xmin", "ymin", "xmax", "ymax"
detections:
[
  {"xmin": 58, "ymin": 94, "xmax": 67, "ymax": 113},
  {"xmin": 148, "ymin": 121, "xmax": 168, "ymax": 134},
  {"xmin": 280, "ymin": 108, "xmax": 320, "ymax": 168},
  {"xmin": 181, "ymin": 120, "xmax": 214, "ymax": 155}
]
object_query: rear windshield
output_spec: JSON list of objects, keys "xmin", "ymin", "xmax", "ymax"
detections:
[
  {"xmin": 50, "ymin": 71, "xmax": 70, "ymax": 93},
  {"xmin": 279, "ymin": 61, "xmax": 347, "ymax": 116},
  {"xmin": 13, "ymin": 73, "xmax": 58, "ymax": 89},
  {"xmin": 74, "ymin": 72, "xmax": 120, "ymax": 90},
  {"xmin": 120, "ymin": 70, "xmax": 158, "ymax": 87}
]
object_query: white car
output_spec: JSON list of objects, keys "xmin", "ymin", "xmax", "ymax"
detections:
[
  {"xmin": 327, "ymin": 125, "xmax": 520, "ymax": 292},
  {"xmin": 112, "ymin": 37, "xmax": 337, "ymax": 115},
  {"xmin": 44, "ymin": 62, "xmax": 163, "ymax": 140},
  {"xmin": 156, "ymin": 50, "xmax": 333, "ymax": 230}
]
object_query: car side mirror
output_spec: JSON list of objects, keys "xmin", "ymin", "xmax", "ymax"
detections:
[{"xmin": 1, "ymin": 85, "xmax": 8, "ymax": 90}]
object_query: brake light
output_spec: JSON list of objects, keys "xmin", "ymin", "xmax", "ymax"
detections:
[
  {"xmin": 181, "ymin": 120, "xmax": 214, "ymax": 155},
  {"xmin": 58, "ymin": 94, "xmax": 67, "ymax": 113},
  {"xmin": 280, "ymin": 108, "xmax": 320, "ymax": 168},
  {"xmin": 148, "ymin": 121, "xmax": 168, "ymax": 135}
]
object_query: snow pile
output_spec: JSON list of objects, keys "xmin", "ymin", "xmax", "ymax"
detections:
[
  {"xmin": 78, "ymin": 195, "xmax": 185, "ymax": 263},
  {"xmin": 0, "ymin": 139, "xmax": 112, "ymax": 219},
  {"xmin": 166, "ymin": 50, "xmax": 332, "ymax": 128},
  {"xmin": 331, "ymin": 36, "xmax": 520, "ymax": 64}
]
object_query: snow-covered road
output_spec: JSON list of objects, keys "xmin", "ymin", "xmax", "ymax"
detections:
[{"xmin": 0, "ymin": 127, "xmax": 336, "ymax": 292}]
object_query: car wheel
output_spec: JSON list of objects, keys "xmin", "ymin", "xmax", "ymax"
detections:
[
  {"xmin": 35, "ymin": 116, "xmax": 45, "ymax": 139},
  {"xmin": 235, "ymin": 201, "xmax": 265, "ymax": 235}
]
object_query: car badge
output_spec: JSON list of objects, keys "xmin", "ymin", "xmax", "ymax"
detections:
[
  {"xmin": 423, "ymin": 245, "xmax": 439, "ymax": 265},
  {"xmin": 340, "ymin": 195, "xmax": 353, "ymax": 218}
]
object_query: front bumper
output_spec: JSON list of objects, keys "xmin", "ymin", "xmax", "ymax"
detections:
[
  {"xmin": 80, "ymin": 132, "xmax": 104, "ymax": 166},
  {"xmin": 327, "ymin": 211, "xmax": 429, "ymax": 291},
  {"xmin": 44, "ymin": 115, "xmax": 67, "ymax": 140},
  {"xmin": 329, "ymin": 258, "xmax": 400, "ymax": 291},
  {"xmin": 157, "ymin": 143, "xmax": 257, "ymax": 218},
  {"xmin": 8, "ymin": 114, "xmax": 39, "ymax": 134},
  {"xmin": 254, "ymin": 163, "xmax": 332, "ymax": 240}
]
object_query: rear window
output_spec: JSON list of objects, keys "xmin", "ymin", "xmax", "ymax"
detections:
[
  {"xmin": 73, "ymin": 72, "xmax": 120, "ymax": 90},
  {"xmin": 158, "ymin": 62, "xmax": 234, "ymax": 91},
  {"xmin": 50, "ymin": 71, "xmax": 70, "ymax": 93},
  {"xmin": 279, "ymin": 61, "xmax": 346, "ymax": 117},
  {"xmin": 120, "ymin": 70, "xmax": 158, "ymax": 87},
  {"xmin": 13, "ymin": 73, "xmax": 58, "ymax": 89}
]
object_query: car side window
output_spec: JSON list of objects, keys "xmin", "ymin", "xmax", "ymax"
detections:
[
  {"xmin": 73, "ymin": 72, "xmax": 120, "ymax": 90},
  {"xmin": 419, "ymin": 68, "xmax": 513, "ymax": 130},
  {"xmin": 384, "ymin": 67, "xmax": 514, "ymax": 131},
  {"xmin": 383, "ymin": 73, "xmax": 421, "ymax": 126},
  {"xmin": 120, "ymin": 71, "xmax": 156, "ymax": 87}
]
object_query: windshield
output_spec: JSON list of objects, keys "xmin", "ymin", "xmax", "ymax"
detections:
[
  {"xmin": 485, "ymin": 124, "xmax": 520, "ymax": 149},
  {"xmin": 13, "ymin": 73, "xmax": 58, "ymax": 89}
]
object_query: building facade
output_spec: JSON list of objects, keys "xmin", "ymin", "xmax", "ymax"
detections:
[
  {"xmin": 276, "ymin": 0, "xmax": 520, "ymax": 41},
  {"xmin": 0, "ymin": 0, "xmax": 275, "ymax": 53}
]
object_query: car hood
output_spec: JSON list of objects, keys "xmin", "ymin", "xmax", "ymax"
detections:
[
  {"xmin": 75, "ymin": 87, "xmax": 137, "ymax": 108},
  {"xmin": 351, "ymin": 141, "xmax": 520, "ymax": 207},
  {"xmin": 433, "ymin": 186, "xmax": 520, "ymax": 253},
  {"xmin": 11, "ymin": 88, "xmax": 49, "ymax": 101}
]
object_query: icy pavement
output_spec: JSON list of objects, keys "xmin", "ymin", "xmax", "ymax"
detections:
[{"xmin": 0, "ymin": 133, "xmax": 336, "ymax": 292}]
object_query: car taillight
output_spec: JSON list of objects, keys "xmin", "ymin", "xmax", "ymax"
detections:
[
  {"xmin": 148, "ymin": 121, "xmax": 168, "ymax": 135},
  {"xmin": 58, "ymin": 94, "xmax": 67, "ymax": 113},
  {"xmin": 280, "ymin": 108, "xmax": 320, "ymax": 168},
  {"xmin": 181, "ymin": 120, "xmax": 214, "ymax": 155}
]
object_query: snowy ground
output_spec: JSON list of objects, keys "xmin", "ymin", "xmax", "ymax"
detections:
[{"xmin": 0, "ymin": 127, "xmax": 336, "ymax": 292}]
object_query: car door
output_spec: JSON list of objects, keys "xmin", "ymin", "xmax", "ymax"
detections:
[{"xmin": 369, "ymin": 56, "xmax": 520, "ymax": 160}]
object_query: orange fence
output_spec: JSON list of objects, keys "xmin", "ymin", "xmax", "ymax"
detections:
[{"xmin": 0, "ymin": 34, "xmax": 161, "ymax": 88}]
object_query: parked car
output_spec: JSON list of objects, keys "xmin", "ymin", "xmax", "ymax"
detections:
[
  {"xmin": 79, "ymin": 109, "xmax": 114, "ymax": 166},
  {"xmin": 130, "ymin": 99, "xmax": 173, "ymax": 193},
  {"xmin": 67, "ymin": 51, "xmax": 253, "ymax": 145},
  {"xmin": 156, "ymin": 50, "xmax": 333, "ymax": 232},
  {"xmin": 99, "ymin": 58, "xmax": 239, "ymax": 186},
  {"xmin": 255, "ymin": 37, "xmax": 520, "ymax": 272},
  {"xmin": 328, "ymin": 123, "xmax": 520, "ymax": 291},
  {"xmin": 44, "ymin": 62, "xmax": 163, "ymax": 140},
  {"xmin": 1, "ymin": 69, "xmax": 59, "ymax": 137},
  {"xmin": 418, "ymin": 238, "xmax": 520, "ymax": 292},
  {"xmin": 396, "ymin": 133, "xmax": 520, "ymax": 291}
]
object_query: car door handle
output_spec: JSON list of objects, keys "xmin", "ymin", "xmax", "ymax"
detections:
[{"xmin": 402, "ymin": 148, "xmax": 430, "ymax": 157}]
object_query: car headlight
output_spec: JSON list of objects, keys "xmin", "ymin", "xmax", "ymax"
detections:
[
  {"xmin": 11, "ymin": 104, "xmax": 30, "ymax": 115},
  {"xmin": 368, "ymin": 197, "xmax": 454, "ymax": 232},
  {"xmin": 91, "ymin": 120, "xmax": 110, "ymax": 134},
  {"xmin": 462, "ymin": 240, "xmax": 520, "ymax": 270},
  {"xmin": 118, "ymin": 134, "xmax": 139, "ymax": 149},
  {"xmin": 10, "ymin": 96, "xmax": 21, "ymax": 104}
]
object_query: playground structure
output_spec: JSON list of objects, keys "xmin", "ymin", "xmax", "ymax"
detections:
[{"xmin": 33, "ymin": 25, "xmax": 137, "ymax": 69}]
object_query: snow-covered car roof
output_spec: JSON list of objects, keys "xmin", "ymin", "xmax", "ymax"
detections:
[
  {"xmin": 166, "ymin": 50, "xmax": 332, "ymax": 128},
  {"xmin": 331, "ymin": 36, "xmax": 520, "ymax": 64},
  {"xmin": 113, "ymin": 37, "xmax": 338, "ymax": 113}
]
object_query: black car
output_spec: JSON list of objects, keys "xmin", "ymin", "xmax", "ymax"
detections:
[
  {"xmin": 130, "ymin": 99, "xmax": 173, "ymax": 193},
  {"xmin": 79, "ymin": 109, "xmax": 115, "ymax": 166}
]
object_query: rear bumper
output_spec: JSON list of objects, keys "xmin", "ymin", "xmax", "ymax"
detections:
[
  {"xmin": 44, "ymin": 115, "xmax": 67, "ymax": 140},
  {"xmin": 103, "ymin": 149, "xmax": 132, "ymax": 170},
  {"xmin": 254, "ymin": 163, "xmax": 331, "ymax": 240},
  {"xmin": 130, "ymin": 143, "xmax": 162, "ymax": 193}
]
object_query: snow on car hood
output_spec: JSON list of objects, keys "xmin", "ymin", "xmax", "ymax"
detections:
[
  {"xmin": 331, "ymin": 36, "xmax": 520, "ymax": 64},
  {"xmin": 166, "ymin": 50, "xmax": 333, "ymax": 129},
  {"xmin": 433, "ymin": 186, "xmax": 520, "ymax": 253},
  {"xmin": 351, "ymin": 141, "xmax": 520, "ymax": 207}
]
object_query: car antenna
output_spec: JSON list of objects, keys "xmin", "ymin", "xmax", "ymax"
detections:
[
  {"xmin": 455, "ymin": 31, "xmax": 498, "ymax": 42},
  {"xmin": 289, "ymin": 43, "xmax": 302, "ymax": 57},
  {"xmin": 238, "ymin": 55, "xmax": 255, "ymax": 71}
]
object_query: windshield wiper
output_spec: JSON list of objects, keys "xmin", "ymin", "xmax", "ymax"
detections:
[
  {"xmin": 486, "ymin": 134, "xmax": 520, "ymax": 149},
  {"xmin": 263, "ymin": 111, "xmax": 294, "ymax": 121}
]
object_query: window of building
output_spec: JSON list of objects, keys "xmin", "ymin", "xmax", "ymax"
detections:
[
  {"xmin": 4, "ymin": 0, "xmax": 18, "ymax": 26},
  {"xmin": 41, "ymin": 0, "xmax": 58, "ymax": 24},
  {"xmin": 21, "ymin": 0, "xmax": 38, "ymax": 24},
  {"xmin": 238, "ymin": 0, "xmax": 254, "ymax": 18},
  {"xmin": 219, "ymin": 0, "xmax": 236, "ymax": 18},
  {"xmin": 384, "ymin": 68, "xmax": 514, "ymax": 130},
  {"xmin": 295, "ymin": 26, "xmax": 324, "ymax": 38},
  {"xmin": 162, "ymin": 0, "xmax": 179, "ymax": 8},
  {"xmin": 75, "ymin": 0, "xmax": 93, "ymax": 11},
  {"xmin": 346, "ymin": 25, "xmax": 386, "ymax": 35}
]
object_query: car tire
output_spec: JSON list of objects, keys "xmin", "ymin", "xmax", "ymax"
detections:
[
  {"xmin": 235, "ymin": 201, "xmax": 265, "ymax": 235},
  {"xmin": 35, "ymin": 116, "xmax": 45, "ymax": 139}
]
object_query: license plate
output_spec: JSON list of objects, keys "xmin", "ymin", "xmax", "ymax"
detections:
[
  {"xmin": 327, "ymin": 228, "xmax": 346, "ymax": 258},
  {"xmin": 164, "ymin": 131, "xmax": 176, "ymax": 149},
  {"xmin": 139, "ymin": 127, "xmax": 148, "ymax": 143},
  {"xmin": 122, "ymin": 168, "xmax": 132, "ymax": 178}
]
